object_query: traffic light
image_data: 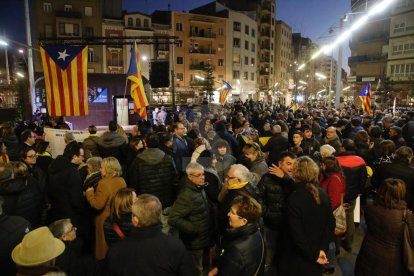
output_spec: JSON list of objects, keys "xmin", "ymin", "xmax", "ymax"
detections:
[{"xmin": 150, "ymin": 61, "xmax": 170, "ymax": 88}]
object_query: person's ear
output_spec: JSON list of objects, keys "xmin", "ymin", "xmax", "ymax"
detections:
[
  {"xmin": 132, "ymin": 214, "xmax": 139, "ymax": 227},
  {"xmin": 241, "ymin": 218, "xmax": 248, "ymax": 226}
]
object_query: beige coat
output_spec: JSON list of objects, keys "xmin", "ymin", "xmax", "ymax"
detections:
[{"xmin": 85, "ymin": 176, "xmax": 126, "ymax": 260}]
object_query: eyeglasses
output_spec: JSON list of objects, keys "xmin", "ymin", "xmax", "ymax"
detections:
[{"xmin": 26, "ymin": 155, "xmax": 37, "ymax": 158}]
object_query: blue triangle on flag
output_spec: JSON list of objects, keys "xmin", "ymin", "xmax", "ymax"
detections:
[{"xmin": 42, "ymin": 45, "xmax": 85, "ymax": 70}]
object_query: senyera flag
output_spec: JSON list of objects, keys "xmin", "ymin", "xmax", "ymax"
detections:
[
  {"xmin": 359, "ymin": 82, "xmax": 372, "ymax": 114},
  {"xmin": 127, "ymin": 41, "xmax": 149, "ymax": 120},
  {"xmin": 40, "ymin": 45, "xmax": 88, "ymax": 116}
]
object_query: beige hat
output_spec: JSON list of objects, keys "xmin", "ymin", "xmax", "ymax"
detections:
[{"xmin": 12, "ymin": 226, "xmax": 65, "ymax": 266}]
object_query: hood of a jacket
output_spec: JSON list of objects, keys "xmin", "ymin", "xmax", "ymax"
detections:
[
  {"xmin": 98, "ymin": 132, "xmax": 126, "ymax": 148},
  {"xmin": 138, "ymin": 148, "xmax": 166, "ymax": 165},
  {"xmin": 0, "ymin": 177, "xmax": 27, "ymax": 195},
  {"xmin": 48, "ymin": 155, "xmax": 74, "ymax": 174},
  {"xmin": 2, "ymin": 134, "xmax": 19, "ymax": 145}
]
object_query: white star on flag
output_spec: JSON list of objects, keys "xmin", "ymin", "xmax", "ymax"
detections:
[{"xmin": 57, "ymin": 49, "xmax": 70, "ymax": 61}]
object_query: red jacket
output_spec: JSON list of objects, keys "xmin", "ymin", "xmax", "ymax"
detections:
[{"xmin": 320, "ymin": 173, "xmax": 346, "ymax": 210}]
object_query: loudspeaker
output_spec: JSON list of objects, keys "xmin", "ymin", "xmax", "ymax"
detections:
[{"xmin": 150, "ymin": 61, "xmax": 170, "ymax": 88}]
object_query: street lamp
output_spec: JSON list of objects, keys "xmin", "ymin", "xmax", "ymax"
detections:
[{"xmin": 315, "ymin": 72, "xmax": 327, "ymax": 80}]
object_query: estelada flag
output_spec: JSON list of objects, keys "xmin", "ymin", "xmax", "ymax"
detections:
[
  {"xmin": 359, "ymin": 82, "xmax": 371, "ymax": 114},
  {"xmin": 219, "ymin": 81, "xmax": 232, "ymax": 105},
  {"xmin": 127, "ymin": 41, "xmax": 148, "ymax": 120},
  {"xmin": 40, "ymin": 45, "xmax": 88, "ymax": 116}
]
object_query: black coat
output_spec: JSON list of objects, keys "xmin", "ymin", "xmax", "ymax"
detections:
[
  {"xmin": 258, "ymin": 173, "xmax": 294, "ymax": 230},
  {"xmin": 372, "ymin": 157, "xmax": 414, "ymax": 211},
  {"xmin": 47, "ymin": 155, "xmax": 88, "ymax": 235},
  {"xmin": 0, "ymin": 177, "xmax": 45, "ymax": 227},
  {"xmin": 97, "ymin": 132, "xmax": 128, "ymax": 165},
  {"xmin": 0, "ymin": 214, "xmax": 30, "ymax": 276},
  {"xmin": 2, "ymin": 134, "xmax": 21, "ymax": 161},
  {"xmin": 103, "ymin": 213, "xmax": 133, "ymax": 247},
  {"xmin": 127, "ymin": 148, "xmax": 178, "ymax": 208},
  {"xmin": 279, "ymin": 183, "xmax": 335, "ymax": 276},
  {"xmin": 106, "ymin": 224, "xmax": 196, "ymax": 276},
  {"xmin": 217, "ymin": 223, "xmax": 264, "ymax": 276}
]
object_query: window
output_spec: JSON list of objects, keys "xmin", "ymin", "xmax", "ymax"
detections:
[
  {"xmin": 244, "ymin": 56, "xmax": 249, "ymax": 65},
  {"xmin": 176, "ymin": 57, "xmax": 184, "ymax": 64},
  {"xmin": 128, "ymin": 18, "xmax": 133, "ymax": 27},
  {"xmin": 233, "ymin": 22, "xmax": 241, "ymax": 31},
  {"xmin": 390, "ymin": 63, "xmax": 414, "ymax": 76},
  {"xmin": 176, "ymin": 73, "xmax": 183, "ymax": 81},
  {"xmin": 251, "ymin": 72, "xmax": 255, "ymax": 81},
  {"xmin": 271, "ymin": 43, "xmax": 273, "ymax": 50},
  {"xmin": 43, "ymin": 2, "xmax": 52, "ymax": 13},
  {"xmin": 177, "ymin": 40, "xmax": 183, "ymax": 48},
  {"xmin": 233, "ymin": 70, "xmax": 240, "ymax": 79},
  {"xmin": 85, "ymin": 27, "xmax": 94, "ymax": 37},
  {"xmin": 218, "ymin": 59, "xmax": 224, "ymax": 66},
  {"xmin": 251, "ymin": 43, "xmax": 255, "ymax": 52},
  {"xmin": 243, "ymin": 40, "xmax": 248, "ymax": 50},
  {"xmin": 88, "ymin": 48, "xmax": 94, "ymax": 62},
  {"xmin": 136, "ymin": 18, "xmax": 141, "ymax": 27},
  {"xmin": 64, "ymin": 4, "xmax": 72, "ymax": 12},
  {"xmin": 44, "ymin": 24, "xmax": 53, "ymax": 38},
  {"xmin": 244, "ymin": 71, "xmax": 248, "ymax": 80},
  {"xmin": 233, "ymin": 38, "xmax": 240, "ymax": 48},
  {"xmin": 245, "ymin": 25, "xmax": 249, "ymax": 35},
  {"xmin": 218, "ymin": 28, "xmax": 224, "ymax": 36},
  {"xmin": 251, "ymin": 58, "xmax": 255, "ymax": 66},
  {"xmin": 394, "ymin": 23, "xmax": 405, "ymax": 33},
  {"xmin": 73, "ymin": 24, "xmax": 79, "ymax": 36},
  {"xmin": 176, "ymin": 23, "xmax": 183, "ymax": 31},
  {"xmin": 110, "ymin": 51, "xmax": 121, "ymax": 66},
  {"xmin": 84, "ymin": 6, "xmax": 92, "ymax": 16},
  {"xmin": 59, "ymin": 23, "xmax": 79, "ymax": 35},
  {"xmin": 144, "ymin": 19, "xmax": 149, "ymax": 28},
  {"xmin": 233, "ymin": 54, "xmax": 240, "ymax": 64},
  {"xmin": 272, "ymin": 30, "xmax": 274, "ymax": 38},
  {"xmin": 251, "ymin": 29, "xmax": 255, "ymax": 37},
  {"xmin": 270, "ymin": 55, "xmax": 273, "ymax": 62}
]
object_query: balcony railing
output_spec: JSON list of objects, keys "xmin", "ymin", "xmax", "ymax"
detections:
[
  {"xmin": 348, "ymin": 54, "xmax": 388, "ymax": 64},
  {"xmin": 189, "ymin": 31, "xmax": 216, "ymax": 39},
  {"xmin": 189, "ymin": 48, "xmax": 216, "ymax": 54},
  {"xmin": 190, "ymin": 63, "xmax": 206, "ymax": 70},
  {"xmin": 260, "ymin": 57, "xmax": 270, "ymax": 62},
  {"xmin": 55, "ymin": 10, "xmax": 82, "ymax": 18},
  {"xmin": 260, "ymin": 70, "xmax": 269, "ymax": 75}
]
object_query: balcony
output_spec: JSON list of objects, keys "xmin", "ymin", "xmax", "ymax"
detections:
[
  {"xmin": 189, "ymin": 31, "xmax": 216, "ymax": 39},
  {"xmin": 189, "ymin": 48, "xmax": 216, "ymax": 55},
  {"xmin": 261, "ymin": 31, "xmax": 270, "ymax": 37},
  {"xmin": 260, "ymin": 57, "xmax": 270, "ymax": 63},
  {"xmin": 348, "ymin": 54, "xmax": 388, "ymax": 64},
  {"xmin": 260, "ymin": 69, "xmax": 269, "ymax": 75},
  {"xmin": 190, "ymin": 63, "xmax": 206, "ymax": 70},
  {"xmin": 260, "ymin": 45, "xmax": 270, "ymax": 50},
  {"xmin": 55, "ymin": 10, "xmax": 82, "ymax": 18},
  {"xmin": 261, "ymin": 17, "xmax": 271, "ymax": 24}
]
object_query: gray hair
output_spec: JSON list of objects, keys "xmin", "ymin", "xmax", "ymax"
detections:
[
  {"xmin": 49, "ymin": 218, "xmax": 72, "ymax": 239},
  {"xmin": 320, "ymin": 144, "xmax": 336, "ymax": 157},
  {"xmin": 86, "ymin": 156, "xmax": 103, "ymax": 174},
  {"xmin": 64, "ymin": 132, "xmax": 75, "ymax": 143},
  {"xmin": 186, "ymin": 162, "xmax": 204, "ymax": 175},
  {"xmin": 132, "ymin": 194, "xmax": 162, "ymax": 227},
  {"xmin": 231, "ymin": 164, "xmax": 251, "ymax": 182}
]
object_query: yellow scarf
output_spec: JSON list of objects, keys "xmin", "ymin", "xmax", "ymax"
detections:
[
  {"xmin": 227, "ymin": 181, "xmax": 249, "ymax": 190},
  {"xmin": 36, "ymin": 152, "xmax": 52, "ymax": 157}
]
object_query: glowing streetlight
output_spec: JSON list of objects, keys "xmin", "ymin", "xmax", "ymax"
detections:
[
  {"xmin": 315, "ymin": 72, "xmax": 327, "ymax": 80},
  {"xmin": 16, "ymin": 72, "xmax": 24, "ymax": 78},
  {"xmin": 299, "ymin": 80, "xmax": 307, "ymax": 85},
  {"xmin": 343, "ymin": 86, "xmax": 350, "ymax": 91},
  {"xmin": 141, "ymin": 55, "xmax": 148, "ymax": 61},
  {"xmin": 297, "ymin": 63, "xmax": 305, "ymax": 71},
  {"xmin": 0, "ymin": 39, "xmax": 8, "ymax": 46},
  {"xmin": 19, "ymin": 49, "xmax": 24, "ymax": 54},
  {"xmin": 195, "ymin": 75, "xmax": 205, "ymax": 81}
]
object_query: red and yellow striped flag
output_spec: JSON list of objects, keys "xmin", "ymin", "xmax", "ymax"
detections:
[
  {"xmin": 40, "ymin": 45, "xmax": 88, "ymax": 116},
  {"xmin": 127, "ymin": 41, "xmax": 148, "ymax": 120}
]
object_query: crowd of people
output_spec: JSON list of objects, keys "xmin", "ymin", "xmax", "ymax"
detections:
[{"xmin": 0, "ymin": 100, "xmax": 414, "ymax": 276}]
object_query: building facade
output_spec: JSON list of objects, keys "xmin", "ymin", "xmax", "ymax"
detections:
[{"xmin": 275, "ymin": 20, "xmax": 292, "ymax": 104}]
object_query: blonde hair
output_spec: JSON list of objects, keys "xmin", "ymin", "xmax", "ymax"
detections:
[
  {"xmin": 293, "ymin": 156, "xmax": 320, "ymax": 204},
  {"xmin": 242, "ymin": 142, "xmax": 263, "ymax": 159},
  {"xmin": 12, "ymin": 161, "xmax": 28, "ymax": 178},
  {"xmin": 102, "ymin": 157, "xmax": 122, "ymax": 177},
  {"xmin": 111, "ymin": 188, "xmax": 135, "ymax": 219}
]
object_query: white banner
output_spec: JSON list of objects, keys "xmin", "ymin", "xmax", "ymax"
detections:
[{"xmin": 44, "ymin": 128, "xmax": 105, "ymax": 158}]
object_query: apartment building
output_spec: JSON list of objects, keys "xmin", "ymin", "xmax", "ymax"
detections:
[
  {"xmin": 32, "ymin": 0, "xmax": 104, "ymax": 73},
  {"xmin": 387, "ymin": 0, "xmax": 414, "ymax": 103},
  {"xmin": 275, "ymin": 20, "xmax": 292, "ymax": 103},
  {"xmin": 191, "ymin": 1, "xmax": 257, "ymax": 101}
]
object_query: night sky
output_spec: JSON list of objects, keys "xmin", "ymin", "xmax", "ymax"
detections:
[{"xmin": 0, "ymin": 0, "xmax": 351, "ymax": 70}]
